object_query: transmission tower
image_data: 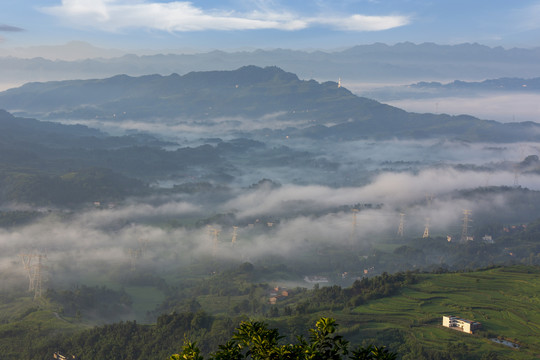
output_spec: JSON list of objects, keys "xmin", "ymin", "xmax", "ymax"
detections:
[
  {"xmin": 32, "ymin": 254, "xmax": 46, "ymax": 300},
  {"xmin": 350, "ymin": 209, "xmax": 359, "ymax": 244},
  {"xmin": 126, "ymin": 238, "xmax": 148, "ymax": 271},
  {"xmin": 231, "ymin": 226, "xmax": 238, "ymax": 246},
  {"xmin": 138, "ymin": 238, "xmax": 148, "ymax": 254},
  {"xmin": 461, "ymin": 209, "xmax": 473, "ymax": 242},
  {"xmin": 397, "ymin": 213, "xmax": 405, "ymax": 237},
  {"xmin": 19, "ymin": 253, "xmax": 37, "ymax": 291},
  {"xmin": 422, "ymin": 217, "xmax": 430, "ymax": 238},
  {"xmin": 128, "ymin": 248, "xmax": 142, "ymax": 271},
  {"xmin": 513, "ymin": 165, "xmax": 520, "ymax": 187},
  {"xmin": 421, "ymin": 193, "xmax": 435, "ymax": 238},
  {"xmin": 208, "ymin": 227, "xmax": 221, "ymax": 257}
]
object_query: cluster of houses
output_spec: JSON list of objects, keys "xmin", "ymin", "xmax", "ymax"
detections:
[
  {"xmin": 502, "ymin": 224, "xmax": 527, "ymax": 233},
  {"xmin": 268, "ymin": 286, "xmax": 289, "ymax": 305}
]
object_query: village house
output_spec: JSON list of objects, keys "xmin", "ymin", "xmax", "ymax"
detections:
[{"xmin": 442, "ymin": 315, "xmax": 482, "ymax": 334}]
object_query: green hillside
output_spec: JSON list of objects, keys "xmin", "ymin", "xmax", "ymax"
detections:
[
  {"xmin": 342, "ymin": 266, "xmax": 540, "ymax": 359},
  {"xmin": 0, "ymin": 266, "xmax": 538, "ymax": 359}
]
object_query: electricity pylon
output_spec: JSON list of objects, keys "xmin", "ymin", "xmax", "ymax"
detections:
[
  {"xmin": 422, "ymin": 218, "xmax": 430, "ymax": 238},
  {"xmin": 208, "ymin": 227, "xmax": 221, "ymax": 258},
  {"xmin": 350, "ymin": 209, "xmax": 359, "ymax": 245},
  {"xmin": 127, "ymin": 238, "xmax": 147, "ymax": 271},
  {"xmin": 128, "ymin": 248, "xmax": 142, "ymax": 271},
  {"xmin": 231, "ymin": 226, "xmax": 238, "ymax": 246},
  {"xmin": 32, "ymin": 254, "xmax": 46, "ymax": 300},
  {"xmin": 19, "ymin": 253, "xmax": 37, "ymax": 291},
  {"xmin": 461, "ymin": 209, "xmax": 472, "ymax": 242},
  {"xmin": 138, "ymin": 238, "xmax": 148, "ymax": 254},
  {"xmin": 397, "ymin": 213, "xmax": 405, "ymax": 237},
  {"xmin": 422, "ymin": 193, "xmax": 434, "ymax": 238},
  {"xmin": 20, "ymin": 253, "xmax": 47, "ymax": 299}
]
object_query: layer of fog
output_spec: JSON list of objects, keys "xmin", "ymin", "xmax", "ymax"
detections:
[
  {"xmin": 220, "ymin": 138, "xmax": 539, "ymax": 188},
  {"xmin": 3, "ymin": 165, "xmax": 540, "ymax": 290},
  {"xmin": 383, "ymin": 93, "xmax": 540, "ymax": 123},
  {"xmin": 51, "ymin": 113, "xmax": 540, "ymax": 188},
  {"xmin": 54, "ymin": 112, "xmax": 307, "ymax": 142},
  {"xmin": 4, "ymin": 100, "xmax": 540, "ymax": 289},
  {"xmin": 342, "ymin": 79, "xmax": 540, "ymax": 123}
]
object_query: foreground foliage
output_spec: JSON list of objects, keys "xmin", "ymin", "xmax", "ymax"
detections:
[{"xmin": 170, "ymin": 317, "xmax": 397, "ymax": 360}]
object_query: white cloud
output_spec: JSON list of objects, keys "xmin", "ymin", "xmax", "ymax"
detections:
[
  {"xmin": 2, "ymin": 164, "xmax": 540, "ymax": 286},
  {"xmin": 316, "ymin": 13, "xmax": 410, "ymax": 31},
  {"xmin": 42, "ymin": 0, "xmax": 409, "ymax": 32},
  {"xmin": 224, "ymin": 168, "xmax": 540, "ymax": 219}
]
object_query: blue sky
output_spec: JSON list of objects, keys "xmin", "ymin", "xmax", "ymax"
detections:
[{"xmin": 1, "ymin": 0, "xmax": 540, "ymax": 51}]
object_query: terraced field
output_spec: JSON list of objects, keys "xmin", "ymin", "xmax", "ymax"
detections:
[{"xmin": 344, "ymin": 266, "xmax": 540, "ymax": 359}]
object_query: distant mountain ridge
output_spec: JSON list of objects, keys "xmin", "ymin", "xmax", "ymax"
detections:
[
  {"xmin": 1, "ymin": 66, "xmax": 540, "ymax": 142},
  {"xmin": 360, "ymin": 77, "xmax": 540, "ymax": 102},
  {"xmin": 0, "ymin": 66, "xmax": 380, "ymax": 122},
  {"xmin": 411, "ymin": 77, "xmax": 540, "ymax": 92},
  {"xmin": 2, "ymin": 42, "xmax": 540, "ymax": 87}
]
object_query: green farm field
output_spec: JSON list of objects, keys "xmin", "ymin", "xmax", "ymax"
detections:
[
  {"xmin": 170, "ymin": 264, "xmax": 540, "ymax": 358},
  {"xmin": 336, "ymin": 266, "xmax": 540, "ymax": 359},
  {"xmin": 1, "ymin": 265, "xmax": 539, "ymax": 359}
]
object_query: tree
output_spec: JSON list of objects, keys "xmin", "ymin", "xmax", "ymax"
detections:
[
  {"xmin": 170, "ymin": 317, "xmax": 397, "ymax": 360},
  {"xmin": 170, "ymin": 341, "xmax": 204, "ymax": 360},
  {"xmin": 305, "ymin": 318, "xmax": 348, "ymax": 360}
]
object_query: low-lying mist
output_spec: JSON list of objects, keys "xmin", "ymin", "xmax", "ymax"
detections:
[
  {"xmin": 3, "ymin": 164, "xmax": 540, "ymax": 291},
  {"xmin": 382, "ymin": 93, "xmax": 540, "ymax": 123},
  {"xmin": 2, "ymin": 104, "xmax": 540, "ymax": 316}
]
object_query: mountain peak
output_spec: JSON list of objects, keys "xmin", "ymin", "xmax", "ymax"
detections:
[
  {"xmin": 181, "ymin": 66, "xmax": 298, "ymax": 87},
  {"xmin": 237, "ymin": 65, "xmax": 299, "ymax": 82}
]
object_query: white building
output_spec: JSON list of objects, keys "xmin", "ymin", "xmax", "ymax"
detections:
[
  {"xmin": 442, "ymin": 315, "xmax": 481, "ymax": 334},
  {"xmin": 482, "ymin": 235, "xmax": 494, "ymax": 244}
]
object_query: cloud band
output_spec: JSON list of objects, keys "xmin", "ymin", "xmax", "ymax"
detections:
[{"xmin": 42, "ymin": 0, "xmax": 410, "ymax": 32}]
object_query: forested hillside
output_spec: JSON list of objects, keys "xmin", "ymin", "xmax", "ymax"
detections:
[{"xmin": 2, "ymin": 67, "xmax": 540, "ymax": 141}]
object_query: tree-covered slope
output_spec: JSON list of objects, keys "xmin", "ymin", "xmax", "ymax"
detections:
[
  {"xmin": 2, "ymin": 66, "xmax": 540, "ymax": 141},
  {"xmin": 0, "ymin": 110, "xmax": 229, "ymax": 206}
]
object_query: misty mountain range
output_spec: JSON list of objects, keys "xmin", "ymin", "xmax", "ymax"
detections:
[
  {"xmin": 410, "ymin": 77, "xmax": 540, "ymax": 92},
  {"xmin": 362, "ymin": 77, "xmax": 540, "ymax": 101},
  {"xmin": 2, "ymin": 42, "xmax": 540, "ymax": 87},
  {"xmin": 1, "ymin": 66, "xmax": 540, "ymax": 142}
]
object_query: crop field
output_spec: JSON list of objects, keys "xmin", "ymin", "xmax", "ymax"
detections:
[
  {"xmin": 338, "ymin": 266, "xmax": 540, "ymax": 359},
  {"xmin": 1, "ymin": 262, "xmax": 539, "ymax": 359}
]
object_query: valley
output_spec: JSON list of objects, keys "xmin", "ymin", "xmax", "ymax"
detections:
[{"xmin": 0, "ymin": 64, "xmax": 539, "ymax": 360}]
